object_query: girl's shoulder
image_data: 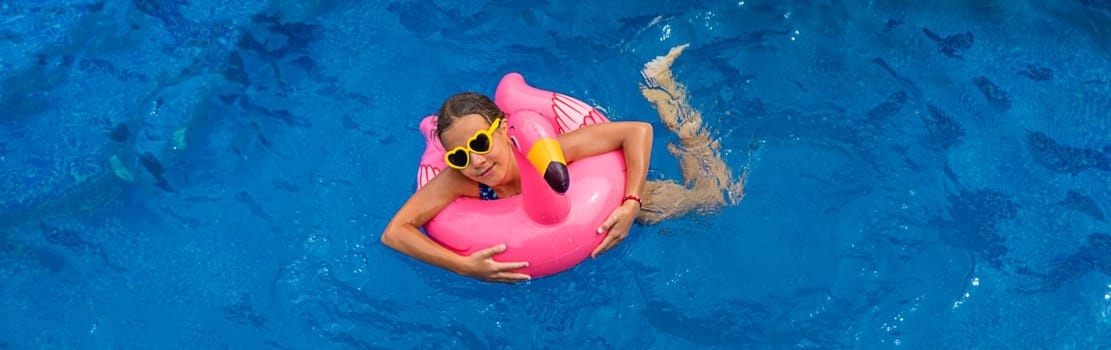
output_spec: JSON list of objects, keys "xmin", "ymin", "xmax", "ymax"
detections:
[{"xmin": 425, "ymin": 168, "xmax": 481, "ymax": 199}]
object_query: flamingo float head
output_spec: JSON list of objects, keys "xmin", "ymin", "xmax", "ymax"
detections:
[{"xmin": 506, "ymin": 110, "xmax": 570, "ymax": 194}]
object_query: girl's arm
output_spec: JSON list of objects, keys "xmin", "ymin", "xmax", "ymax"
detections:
[
  {"xmin": 380, "ymin": 170, "xmax": 530, "ymax": 282},
  {"xmin": 558, "ymin": 121, "xmax": 654, "ymax": 257}
]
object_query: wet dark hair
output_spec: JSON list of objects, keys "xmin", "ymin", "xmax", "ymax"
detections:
[{"xmin": 435, "ymin": 92, "xmax": 505, "ymax": 142}]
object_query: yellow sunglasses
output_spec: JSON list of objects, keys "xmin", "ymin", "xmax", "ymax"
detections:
[{"xmin": 444, "ymin": 118, "xmax": 501, "ymax": 170}]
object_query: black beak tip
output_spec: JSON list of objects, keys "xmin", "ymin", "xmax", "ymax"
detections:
[{"xmin": 544, "ymin": 162, "xmax": 570, "ymax": 194}]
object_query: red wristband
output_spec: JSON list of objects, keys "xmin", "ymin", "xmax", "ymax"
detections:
[{"xmin": 622, "ymin": 194, "xmax": 642, "ymax": 208}]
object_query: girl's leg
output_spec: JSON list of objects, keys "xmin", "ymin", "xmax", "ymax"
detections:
[{"xmin": 636, "ymin": 44, "xmax": 748, "ymax": 224}]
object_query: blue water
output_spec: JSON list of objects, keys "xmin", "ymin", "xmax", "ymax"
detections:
[{"xmin": 2, "ymin": 0, "xmax": 1110, "ymax": 348}]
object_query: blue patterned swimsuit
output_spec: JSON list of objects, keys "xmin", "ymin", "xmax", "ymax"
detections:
[{"xmin": 479, "ymin": 183, "xmax": 499, "ymax": 200}]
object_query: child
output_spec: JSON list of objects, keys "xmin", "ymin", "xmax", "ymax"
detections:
[{"xmin": 381, "ymin": 44, "xmax": 746, "ymax": 283}]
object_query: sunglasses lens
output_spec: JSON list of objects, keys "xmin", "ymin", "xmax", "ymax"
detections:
[
  {"xmin": 447, "ymin": 149, "xmax": 469, "ymax": 168},
  {"xmin": 469, "ymin": 133, "xmax": 491, "ymax": 153}
]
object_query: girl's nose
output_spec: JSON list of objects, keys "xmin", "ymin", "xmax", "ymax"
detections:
[{"xmin": 470, "ymin": 152, "xmax": 488, "ymax": 167}]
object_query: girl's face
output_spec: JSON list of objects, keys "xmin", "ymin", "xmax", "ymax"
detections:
[{"xmin": 439, "ymin": 114, "xmax": 513, "ymax": 185}]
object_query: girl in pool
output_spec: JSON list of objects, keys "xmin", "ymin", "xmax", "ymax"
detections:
[{"xmin": 381, "ymin": 44, "xmax": 746, "ymax": 283}]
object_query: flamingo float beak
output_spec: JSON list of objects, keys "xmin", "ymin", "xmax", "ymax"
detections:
[{"xmin": 525, "ymin": 138, "xmax": 570, "ymax": 194}]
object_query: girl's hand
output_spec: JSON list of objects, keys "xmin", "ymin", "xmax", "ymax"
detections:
[
  {"xmin": 592, "ymin": 201, "xmax": 640, "ymax": 258},
  {"xmin": 459, "ymin": 244, "xmax": 531, "ymax": 283}
]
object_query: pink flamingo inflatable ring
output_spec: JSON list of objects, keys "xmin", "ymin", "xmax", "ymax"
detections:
[{"xmin": 414, "ymin": 72, "xmax": 627, "ymax": 278}]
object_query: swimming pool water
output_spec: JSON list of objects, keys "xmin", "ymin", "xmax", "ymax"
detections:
[{"xmin": 2, "ymin": 0, "xmax": 1110, "ymax": 348}]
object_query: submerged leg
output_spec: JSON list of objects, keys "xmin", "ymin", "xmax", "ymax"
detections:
[{"xmin": 637, "ymin": 43, "xmax": 748, "ymax": 224}]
